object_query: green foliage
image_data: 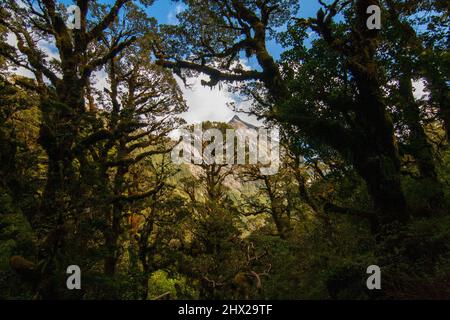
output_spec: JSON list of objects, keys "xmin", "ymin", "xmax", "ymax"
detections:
[
  {"xmin": 0, "ymin": 0, "xmax": 449, "ymax": 300},
  {"xmin": 147, "ymin": 270, "xmax": 198, "ymax": 299}
]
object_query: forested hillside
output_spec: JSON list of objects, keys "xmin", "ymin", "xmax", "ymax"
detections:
[{"xmin": 0, "ymin": 0, "xmax": 449, "ymax": 300}]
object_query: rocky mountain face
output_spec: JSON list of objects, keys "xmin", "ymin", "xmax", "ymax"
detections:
[
  {"xmin": 172, "ymin": 115, "xmax": 261, "ymax": 164},
  {"xmin": 172, "ymin": 114, "xmax": 280, "ymax": 187},
  {"xmin": 228, "ymin": 115, "xmax": 258, "ymax": 130},
  {"xmin": 172, "ymin": 115, "xmax": 263, "ymax": 190}
]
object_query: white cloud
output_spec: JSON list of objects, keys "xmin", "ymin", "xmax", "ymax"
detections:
[
  {"xmin": 6, "ymin": 32, "xmax": 16, "ymax": 46},
  {"xmin": 177, "ymin": 74, "xmax": 235, "ymax": 123},
  {"xmin": 176, "ymin": 73, "xmax": 260, "ymax": 126},
  {"xmin": 6, "ymin": 32, "xmax": 60, "ymax": 79},
  {"xmin": 412, "ymin": 79, "xmax": 429, "ymax": 101},
  {"xmin": 5, "ymin": 33, "xmax": 34, "ymax": 78},
  {"xmin": 167, "ymin": 3, "xmax": 185, "ymax": 24},
  {"xmin": 5, "ymin": 29, "xmax": 260, "ymax": 127},
  {"xmin": 176, "ymin": 58, "xmax": 261, "ymax": 126},
  {"xmin": 92, "ymin": 68, "xmax": 109, "ymax": 92},
  {"xmin": 37, "ymin": 39, "xmax": 60, "ymax": 62}
]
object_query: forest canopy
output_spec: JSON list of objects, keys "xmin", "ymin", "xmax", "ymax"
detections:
[{"xmin": 0, "ymin": 0, "xmax": 449, "ymax": 300}]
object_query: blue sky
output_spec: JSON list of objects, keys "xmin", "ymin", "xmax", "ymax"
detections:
[
  {"xmin": 143, "ymin": 1, "xmax": 323, "ymax": 125},
  {"xmin": 12, "ymin": 1, "xmax": 429, "ymax": 125},
  {"xmin": 45, "ymin": 1, "xmax": 323, "ymax": 124},
  {"xmin": 150, "ymin": 0, "xmax": 321, "ymax": 60}
]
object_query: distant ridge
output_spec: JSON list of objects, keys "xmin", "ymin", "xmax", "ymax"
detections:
[{"xmin": 228, "ymin": 115, "xmax": 259, "ymax": 130}]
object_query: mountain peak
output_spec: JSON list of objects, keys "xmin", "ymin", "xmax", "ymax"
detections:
[{"xmin": 228, "ymin": 115, "xmax": 258, "ymax": 130}]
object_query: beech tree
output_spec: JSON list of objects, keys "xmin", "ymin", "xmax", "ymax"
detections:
[
  {"xmin": 97, "ymin": 36, "xmax": 186, "ymax": 276},
  {"xmin": 153, "ymin": 0, "xmax": 449, "ymax": 225},
  {"xmin": 0, "ymin": 0, "xmax": 449, "ymax": 300},
  {"xmin": 1, "ymin": 0, "xmax": 152, "ymax": 298}
]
